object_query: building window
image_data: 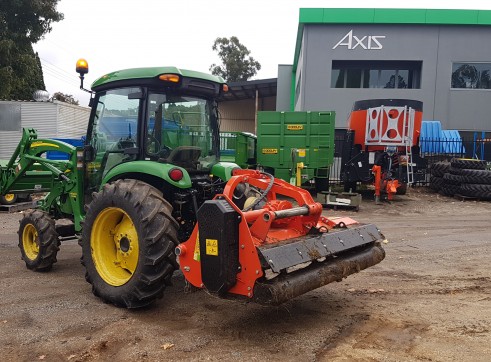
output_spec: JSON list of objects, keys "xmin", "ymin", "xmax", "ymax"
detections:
[
  {"xmin": 331, "ymin": 60, "xmax": 421, "ymax": 89},
  {"xmin": 451, "ymin": 62, "xmax": 491, "ymax": 89}
]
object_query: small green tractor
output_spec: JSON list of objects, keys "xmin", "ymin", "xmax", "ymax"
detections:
[{"xmin": 0, "ymin": 60, "xmax": 385, "ymax": 309}]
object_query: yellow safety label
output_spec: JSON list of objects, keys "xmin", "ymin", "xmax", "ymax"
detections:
[
  {"xmin": 193, "ymin": 233, "xmax": 200, "ymax": 261},
  {"xmin": 30, "ymin": 141, "xmax": 59, "ymax": 148},
  {"xmin": 206, "ymin": 239, "xmax": 218, "ymax": 256},
  {"xmin": 298, "ymin": 149, "xmax": 306, "ymax": 157},
  {"xmin": 262, "ymin": 148, "xmax": 278, "ymax": 154},
  {"xmin": 287, "ymin": 124, "xmax": 303, "ymax": 130}
]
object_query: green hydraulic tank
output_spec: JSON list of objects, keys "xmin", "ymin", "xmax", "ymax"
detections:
[{"xmin": 256, "ymin": 111, "xmax": 335, "ymax": 189}]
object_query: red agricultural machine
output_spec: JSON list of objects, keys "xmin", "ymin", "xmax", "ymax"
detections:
[{"xmin": 341, "ymin": 99, "xmax": 427, "ymax": 201}]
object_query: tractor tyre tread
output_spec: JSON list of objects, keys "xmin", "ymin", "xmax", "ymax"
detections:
[
  {"xmin": 450, "ymin": 158, "xmax": 487, "ymax": 170},
  {"xmin": 429, "ymin": 176, "xmax": 444, "ymax": 191},
  {"xmin": 443, "ymin": 173, "xmax": 462, "ymax": 186},
  {"xmin": 457, "ymin": 169, "xmax": 491, "ymax": 185},
  {"xmin": 439, "ymin": 184, "xmax": 461, "ymax": 197},
  {"xmin": 460, "ymin": 183, "xmax": 491, "ymax": 200},
  {"xmin": 81, "ymin": 179, "xmax": 179, "ymax": 309},
  {"xmin": 430, "ymin": 161, "xmax": 450, "ymax": 177},
  {"xmin": 18, "ymin": 209, "xmax": 60, "ymax": 271}
]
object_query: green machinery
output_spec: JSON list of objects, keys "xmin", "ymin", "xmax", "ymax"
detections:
[
  {"xmin": 256, "ymin": 111, "xmax": 335, "ymax": 191},
  {"xmin": 219, "ymin": 131, "xmax": 257, "ymax": 168},
  {"xmin": 0, "ymin": 60, "xmax": 237, "ymax": 308},
  {"xmin": 0, "ymin": 62, "xmax": 386, "ymax": 310}
]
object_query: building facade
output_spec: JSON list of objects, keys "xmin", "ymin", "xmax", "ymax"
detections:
[
  {"xmin": 277, "ymin": 8, "xmax": 491, "ymax": 132},
  {"xmin": 0, "ymin": 100, "xmax": 90, "ymax": 159}
]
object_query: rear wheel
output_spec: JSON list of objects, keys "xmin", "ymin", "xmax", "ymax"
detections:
[
  {"xmin": 18, "ymin": 210, "xmax": 60, "ymax": 271},
  {"xmin": 81, "ymin": 179, "xmax": 179, "ymax": 308}
]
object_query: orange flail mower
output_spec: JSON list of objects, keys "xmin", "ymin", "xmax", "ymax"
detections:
[{"xmin": 177, "ymin": 169, "xmax": 385, "ymax": 305}]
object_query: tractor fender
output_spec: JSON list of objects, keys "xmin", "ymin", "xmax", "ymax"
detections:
[
  {"xmin": 211, "ymin": 162, "xmax": 240, "ymax": 181},
  {"xmin": 100, "ymin": 160, "xmax": 192, "ymax": 189}
]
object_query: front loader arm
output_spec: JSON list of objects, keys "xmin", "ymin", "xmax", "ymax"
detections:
[{"xmin": 0, "ymin": 128, "xmax": 85, "ymax": 230}]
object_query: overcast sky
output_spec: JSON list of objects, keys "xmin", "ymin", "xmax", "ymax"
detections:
[{"xmin": 33, "ymin": 0, "xmax": 491, "ymax": 106}]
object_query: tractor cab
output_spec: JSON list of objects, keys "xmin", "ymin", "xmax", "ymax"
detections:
[{"xmin": 76, "ymin": 60, "xmax": 232, "ymax": 240}]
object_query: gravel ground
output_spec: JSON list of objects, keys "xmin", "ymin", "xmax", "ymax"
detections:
[{"xmin": 0, "ymin": 187, "xmax": 490, "ymax": 361}]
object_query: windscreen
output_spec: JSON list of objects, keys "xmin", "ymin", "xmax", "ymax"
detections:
[{"xmin": 145, "ymin": 93, "xmax": 218, "ymax": 170}]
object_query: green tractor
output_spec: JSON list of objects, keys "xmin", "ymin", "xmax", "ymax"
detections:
[
  {"xmin": 5, "ymin": 60, "xmax": 235, "ymax": 308},
  {"xmin": 1, "ymin": 60, "xmax": 385, "ymax": 309}
]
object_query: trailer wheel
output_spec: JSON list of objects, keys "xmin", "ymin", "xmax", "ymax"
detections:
[
  {"xmin": 1, "ymin": 193, "xmax": 18, "ymax": 205},
  {"xmin": 81, "ymin": 179, "xmax": 179, "ymax": 308},
  {"xmin": 18, "ymin": 210, "xmax": 60, "ymax": 271},
  {"xmin": 396, "ymin": 182, "xmax": 408, "ymax": 195}
]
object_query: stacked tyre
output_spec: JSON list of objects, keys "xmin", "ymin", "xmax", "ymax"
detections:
[
  {"xmin": 429, "ymin": 161, "xmax": 450, "ymax": 192},
  {"xmin": 450, "ymin": 158, "xmax": 491, "ymax": 200}
]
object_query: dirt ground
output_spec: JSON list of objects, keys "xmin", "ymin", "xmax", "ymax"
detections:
[{"xmin": 1, "ymin": 187, "xmax": 490, "ymax": 362}]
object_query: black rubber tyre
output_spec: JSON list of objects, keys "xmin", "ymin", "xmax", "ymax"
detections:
[
  {"xmin": 443, "ymin": 173, "xmax": 462, "ymax": 186},
  {"xmin": 396, "ymin": 182, "xmax": 408, "ymax": 195},
  {"xmin": 450, "ymin": 158, "xmax": 487, "ymax": 170},
  {"xmin": 18, "ymin": 210, "xmax": 60, "ymax": 271},
  {"xmin": 0, "ymin": 193, "xmax": 18, "ymax": 205},
  {"xmin": 430, "ymin": 161, "xmax": 451, "ymax": 177},
  {"xmin": 458, "ymin": 169, "xmax": 491, "ymax": 185},
  {"xmin": 430, "ymin": 176, "xmax": 444, "ymax": 191},
  {"xmin": 81, "ymin": 179, "xmax": 179, "ymax": 309},
  {"xmin": 460, "ymin": 183, "xmax": 491, "ymax": 200},
  {"xmin": 439, "ymin": 184, "xmax": 461, "ymax": 197}
]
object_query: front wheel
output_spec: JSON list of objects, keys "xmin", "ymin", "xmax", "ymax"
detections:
[
  {"xmin": 18, "ymin": 210, "xmax": 60, "ymax": 271},
  {"xmin": 1, "ymin": 193, "xmax": 18, "ymax": 205},
  {"xmin": 81, "ymin": 179, "xmax": 179, "ymax": 308}
]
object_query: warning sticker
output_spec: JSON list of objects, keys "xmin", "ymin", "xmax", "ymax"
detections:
[
  {"xmin": 262, "ymin": 148, "xmax": 278, "ymax": 154},
  {"xmin": 206, "ymin": 239, "xmax": 218, "ymax": 256},
  {"xmin": 298, "ymin": 149, "xmax": 306, "ymax": 157},
  {"xmin": 287, "ymin": 124, "xmax": 303, "ymax": 130}
]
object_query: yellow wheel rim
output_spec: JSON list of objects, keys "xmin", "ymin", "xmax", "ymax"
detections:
[
  {"xmin": 22, "ymin": 223, "xmax": 40, "ymax": 261},
  {"xmin": 91, "ymin": 207, "xmax": 139, "ymax": 286},
  {"xmin": 5, "ymin": 194, "xmax": 15, "ymax": 203}
]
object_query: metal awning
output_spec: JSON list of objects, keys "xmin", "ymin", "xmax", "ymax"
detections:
[{"xmin": 219, "ymin": 78, "xmax": 277, "ymax": 101}]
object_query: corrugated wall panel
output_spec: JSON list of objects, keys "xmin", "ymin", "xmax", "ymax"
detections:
[
  {"xmin": 219, "ymin": 99, "xmax": 256, "ymax": 133},
  {"xmin": 0, "ymin": 131, "xmax": 22, "ymax": 160},
  {"xmin": 57, "ymin": 102, "xmax": 90, "ymax": 138},
  {"xmin": 21, "ymin": 102, "xmax": 58, "ymax": 138}
]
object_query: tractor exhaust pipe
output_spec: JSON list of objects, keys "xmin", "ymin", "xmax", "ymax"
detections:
[{"xmin": 252, "ymin": 243, "xmax": 385, "ymax": 305}]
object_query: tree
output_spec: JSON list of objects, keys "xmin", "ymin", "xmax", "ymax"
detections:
[
  {"xmin": 51, "ymin": 92, "xmax": 79, "ymax": 106},
  {"xmin": 209, "ymin": 36, "xmax": 261, "ymax": 82},
  {"xmin": 0, "ymin": 1, "xmax": 63, "ymax": 99}
]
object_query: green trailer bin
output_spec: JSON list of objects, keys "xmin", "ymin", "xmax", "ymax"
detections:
[
  {"xmin": 256, "ymin": 111, "xmax": 335, "ymax": 191},
  {"xmin": 219, "ymin": 132, "xmax": 257, "ymax": 169}
]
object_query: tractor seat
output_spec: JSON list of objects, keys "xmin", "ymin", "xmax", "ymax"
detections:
[{"xmin": 159, "ymin": 146, "xmax": 201, "ymax": 169}]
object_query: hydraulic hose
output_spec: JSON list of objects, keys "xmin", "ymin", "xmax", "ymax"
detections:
[{"xmin": 242, "ymin": 171, "xmax": 274, "ymax": 212}]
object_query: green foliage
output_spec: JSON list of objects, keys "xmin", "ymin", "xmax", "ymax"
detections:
[
  {"xmin": 51, "ymin": 92, "xmax": 79, "ymax": 106},
  {"xmin": 209, "ymin": 36, "xmax": 261, "ymax": 82},
  {"xmin": 0, "ymin": 0, "xmax": 63, "ymax": 99}
]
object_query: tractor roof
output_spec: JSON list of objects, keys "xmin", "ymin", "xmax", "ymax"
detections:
[{"xmin": 91, "ymin": 67, "xmax": 226, "ymax": 91}]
